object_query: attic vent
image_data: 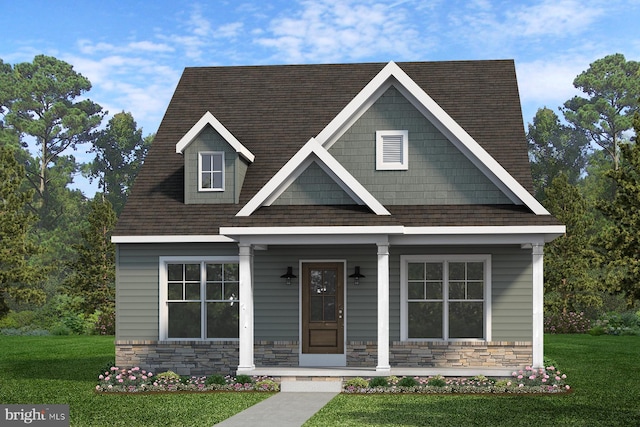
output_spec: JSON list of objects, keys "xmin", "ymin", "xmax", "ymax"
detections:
[{"xmin": 376, "ymin": 130, "xmax": 408, "ymax": 170}]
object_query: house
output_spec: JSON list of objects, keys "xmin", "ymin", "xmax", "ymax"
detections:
[{"xmin": 112, "ymin": 60, "xmax": 565, "ymax": 377}]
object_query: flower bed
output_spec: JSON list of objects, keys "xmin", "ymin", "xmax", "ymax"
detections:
[
  {"xmin": 96, "ymin": 367, "xmax": 279, "ymax": 393},
  {"xmin": 343, "ymin": 366, "xmax": 571, "ymax": 394}
]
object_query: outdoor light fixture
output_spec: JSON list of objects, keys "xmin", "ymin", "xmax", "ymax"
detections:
[
  {"xmin": 280, "ymin": 266, "xmax": 297, "ymax": 285},
  {"xmin": 349, "ymin": 266, "xmax": 365, "ymax": 285}
]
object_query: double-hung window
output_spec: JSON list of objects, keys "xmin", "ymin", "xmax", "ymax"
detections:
[
  {"xmin": 199, "ymin": 152, "xmax": 224, "ymax": 191},
  {"xmin": 401, "ymin": 255, "xmax": 491, "ymax": 341},
  {"xmin": 160, "ymin": 258, "xmax": 239, "ymax": 340}
]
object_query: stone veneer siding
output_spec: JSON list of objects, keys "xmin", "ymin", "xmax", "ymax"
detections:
[
  {"xmin": 116, "ymin": 340, "xmax": 532, "ymax": 375},
  {"xmin": 349, "ymin": 341, "xmax": 533, "ymax": 368}
]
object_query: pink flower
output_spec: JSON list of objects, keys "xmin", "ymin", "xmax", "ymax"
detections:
[
  {"xmin": 104, "ymin": 376, "xmax": 110, "ymax": 381},
  {"xmin": 529, "ymin": 375, "xmax": 536, "ymax": 380},
  {"xmin": 517, "ymin": 375, "xmax": 523, "ymax": 380},
  {"xmin": 96, "ymin": 385, "xmax": 100, "ymax": 390},
  {"xmin": 518, "ymin": 384, "xmax": 524, "ymax": 388},
  {"xmin": 542, "ymin": 378, "xmax": 547, "ymax": 383},
  {"xmin": 142, "ymin": 375, "xmax": 147, "ymax": 380},
  {"xmin": 561, "ymin": 374, "xmax": 567, "ymax": 379},
  {"xmin": 555, "ymin": 376, "xmax": 561, "ymax": 381},
  {"xmin": 110, "ymin": 367, "xmax": 118, "ymax": 371},
  {"xmin": 99, "ymin": 375, "xmax": 104, "ymax": 380},
  {"xmin": 511, "ymin": 372, "xmax": 517, "ymax": 376},
  {"xmin": 118, "ymin": 379, "xmax": 123, "ymax": 383},
  {"xmin": 129, "ymin": 375, "xmax": 136, "ymax": 381},
  {"xmin": 547, "ymin": 366, "xmax": 555, "ymax": 371},
  {"xmin": 565, "ymin": 385, "xmax": 570, "ymax": 390}
]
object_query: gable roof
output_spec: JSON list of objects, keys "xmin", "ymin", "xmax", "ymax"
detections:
[
  {"xmin": 114, "ymin": 60, "xmax": 562, "ymax": 238},
  {"xmin": 175, "ymin": 111, "xmax": 255, "ymax": 162},
  {"xmin": 239, "ymin": 61, "xmax": 548, "ymax": 216}
]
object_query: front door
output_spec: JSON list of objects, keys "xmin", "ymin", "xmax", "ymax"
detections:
[{"xmin": 302, "ymin": 262, "xmax": 344, "ymax": 354}]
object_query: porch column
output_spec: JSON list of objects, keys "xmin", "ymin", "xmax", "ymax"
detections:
[
  {"xmin": 376, "ymin": 242, "xmax": 390, "ymax": 372},
  {"xmin": 532, "ymin": 243, "xmax": 544, "ymax": 368},
  {"xmin": 237, "ymin": 243, "xmax": 255, "ymax": 372}
]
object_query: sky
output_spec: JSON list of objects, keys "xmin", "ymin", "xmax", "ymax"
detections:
[{"xmin": 2, "ymin": 0, "xmax": 639, "ymax": 195}]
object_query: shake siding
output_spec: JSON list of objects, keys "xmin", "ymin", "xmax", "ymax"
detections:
[
  {"xmin": 115, "ymin": 243, "xmax": 238, "ymax": 340},
  {"xmin": 184, "ymin": 127, "xmax": 243, "ymax": 204},
  {"xmin": 272, "ymin": 161, "xmax": 356, "ymax": 205},
  {"xmin": 328, "ymin": 87, "xmax": 513, "ymax": 206}
]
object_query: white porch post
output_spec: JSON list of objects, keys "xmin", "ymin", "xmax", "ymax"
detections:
[
  {"xmin": 532, "ymin": 243, "xmax": 544, "ymax": 368},
  {"xmin": 237, "ymin": 243, "xmax": 255, "ymax": 372},
  {"xmin": 376, "ymin": 242, "xmax": 390, "ymax": 372}
]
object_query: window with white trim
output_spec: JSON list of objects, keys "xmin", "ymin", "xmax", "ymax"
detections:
[
  {"xmin": 199, "ymin": 152, "xmax": 224, "ymax": 191},
  {"xmin": 376, "ymin": 130, "xmax": 408, "ymax": 170},
  {"xmin": 401, "ymin": 255, "xmax": 491, "ymax": 340},
  {"xmin": 161, "ymin": 259, "xmax": 239, "ymax": 340}
]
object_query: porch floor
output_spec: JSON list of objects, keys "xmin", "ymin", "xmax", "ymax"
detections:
[{"xmin": 246, "ymin": 366, "xmax": 515, "ymax": 378}]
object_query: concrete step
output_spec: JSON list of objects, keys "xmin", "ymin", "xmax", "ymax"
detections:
[{"xmin": 280, "ymin": 378, "xmax": 343, "ymax": 392}]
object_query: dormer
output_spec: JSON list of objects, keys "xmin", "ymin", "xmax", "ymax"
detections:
[{"xmin": 176, "ymin": 112, "xmax": 254, "ymax": 204}]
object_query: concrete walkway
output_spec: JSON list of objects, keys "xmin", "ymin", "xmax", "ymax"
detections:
[{"xmin": 215, "ymin": 392, "xmax": 338, "ymax": 426}]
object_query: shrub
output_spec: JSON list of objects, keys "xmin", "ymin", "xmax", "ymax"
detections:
[
  {"xmin": 234, "ymin": 374, "xmax": 254, "ymax": 385},
  {"xmin": 344, "ymin": 377, "xmax": 368, "ymax": 389},
  {"xmin": 427, "ymin": 376, "xmax": 446, "ymax": 387},
  {"xmin": 368, "ymin": 377, "xmax": 389, "ymax": 388},
  {"xmin": 255, "ymin": 379, "xmax": 279, "ymax": 391},
  {"xmin": 544, "ymin": 311, "xmax": 591, "ymax": 333},
  {"xmin": 590, "ymin": 311, "xmax": 640, "ymax": 336},
  {"xmin": 397, "ymin": 376, "xmax": 419, "ymax": 387},
  {"xmin": 205, "ymin": 374, "xmax": 227, "ymax": 386},
  {"xmin": 95, "ymin": 308, "xmax": 115, "ymax": 335}
]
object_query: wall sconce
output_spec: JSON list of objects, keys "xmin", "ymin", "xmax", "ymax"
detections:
[
  {"xmin": 280, "ymin": 266, "xmax": 297, "ymax": 285},
  {"xmin": 349, "ymin": 266, "xmax": 365, "ymax": 285}
]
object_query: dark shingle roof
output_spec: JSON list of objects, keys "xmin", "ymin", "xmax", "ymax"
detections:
[{"xmin": 115, "ymin": 60, "xmax": 559, "ymax": 236}]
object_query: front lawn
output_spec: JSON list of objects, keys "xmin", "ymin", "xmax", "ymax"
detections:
[
  {"xmin": 306, "ymin": 335, "xmax": 640, "ymax": 426},
  {"xmin": 1, "ymin": 335, "xmax": 639, "ymax": 426},
  {"xmin": 0, "ymin": 336, "xmax": 272, "ymax": 426}
]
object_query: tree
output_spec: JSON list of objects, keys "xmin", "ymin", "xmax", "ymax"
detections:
[
  {"xmin": 597, "ymin": 113, "xmax": 640, "ymax": 307},
  {"xmin": 543, "ymin": 174, "xmax": 603, "ymax": 314},
  {"xmin": 562, "ymin": 53, "xmax": 640, "ymax": 170},
  {"xmin": 64, "ymin": 195, "xmax": 116, "ymax": 314},
  {"xmin": 0, "ymin": 146, "xmax": 45, "ymax": 318},
  {"xmin": 528, "ymin": 107, "xmax": 590, "ymax": 200},
  {"xmin": 2, "ymin": 55, "xmax": 103, "ymax": 222},
  {"xmin": 85, "ymin": 112, "xmax": 152, "ymax": 215}
]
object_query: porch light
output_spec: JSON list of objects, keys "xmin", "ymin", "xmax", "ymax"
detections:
[
  {"xmin": 349, "ymin": 266, "xmax": 365, "ymax": 285},
  {"xmin": 280, "ymin": 266, "xmax": 297, "ymax": 285}
]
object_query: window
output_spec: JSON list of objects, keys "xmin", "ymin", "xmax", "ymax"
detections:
[
  {"xmin": 199, "ymin": 152, "xmax": 224, "ymax": 191},
  {"xmin": 401, "ymin": 255, "xmax": 491, "ymax": 341},
  {"xmin": 161, "ymin": 259, "xmax": 239, "ymax": 340},
  {"xmin": 376, "ymin": 130, "xmax": 408, "ymax": 170}
]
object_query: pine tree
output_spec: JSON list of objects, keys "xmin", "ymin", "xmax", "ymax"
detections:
[
  {"xmin": 64, "ymin": 195, "xmax": 116, "ymax": 314},
  {"xmin": 543, "ymin": 174, "xmax": 603, "ymax": 314},
  {"xmin": 0, "ymin": 146, "xmax": 45, "ymax": 317},
  {"xmin": 598, "ymin": 114, "xmax": 640, "ymax": 307}
]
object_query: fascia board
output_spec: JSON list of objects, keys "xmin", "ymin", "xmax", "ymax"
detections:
[
  {"xmin": 220, "ymin": 226, "xmax": 405, "ymax": 235},
  {"xmin": 175, "ymin": 111, "xmax": 255, "ymax": 163},
  {"xmin": 236, "ymin": 138, "xmax": 390, "ymax": 216},
  {"xmin": 111, "ymin": 235, "xmax": 237, "ymax": 244},
  {"xmin": 402, "ymin": 225, "xmax": 566, "ymax": 235},
  {"xmin": 315, "ymin": 61, "xmax": 550, "ymax": 216}
]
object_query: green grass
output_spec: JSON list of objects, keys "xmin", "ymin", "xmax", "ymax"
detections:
[
  {"xmin": 1, "ymin": 335, "xmax": 639, "ymax": 426},
  {"xmin": 0, "ymin": 336, "xmax": 272, "ymax": 426},
  {"xmin": 305, "ymin": 335, "xmax": 640, "ymax": 426}
]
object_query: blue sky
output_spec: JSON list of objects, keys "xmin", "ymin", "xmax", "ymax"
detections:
[{"xmin": 2, "ymin": 0, "xmax": 639, "ymax": 195}]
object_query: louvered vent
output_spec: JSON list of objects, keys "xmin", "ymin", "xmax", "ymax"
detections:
[{"xmin": 382, "ymin": 134, "xmax": 404, "ymax": 164}]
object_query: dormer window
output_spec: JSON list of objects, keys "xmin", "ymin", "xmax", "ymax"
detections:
[
  {"xmin": 376, "ymin": 130, "xmax": 408, "ymax": 170},
  {"xmin": 199, "ymin": 152, "xmax": 224, "ymax": 191}
]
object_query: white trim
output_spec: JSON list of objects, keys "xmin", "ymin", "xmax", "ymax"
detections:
[
  {"xmin": 400, "ymin": 254, "xmax": 492, "ymax": 342},
  {"xmin": 299, "ymin": 259, "xmax": 347, "ymax": 367},
  {"xmin": 376, "ymin": 243, "xmax": 391, "ymax": 371},
  {"xmin": 376, "ymin": 130, "xmax": 408, "ymax": 170},
  {"xmin": 198, "ymin": 151, "xmax": 225, "ymax": 191},
  {"xmin": 312, "ymin": 61, "xmax": 549, "ymax": 215},
  {"xmin": 238, "ymin": 244, "xmax": 255, "ymax": 370},
  {"xmin": 532, "ymin": 244, "xmax": 544, "ymax": 368},
  {"xmin": 175, "ymin": 111, "xmax": 255, "ymax": 162},
  {"xmin": 158, "ymin": 256, "xmax": 240, "ymax": 341},
  {"xmin": 112, "ymin": 235, "xmax": 237, "ymax": 244},
  {"xmin": 236, "ymin": 138, "xmax": 390, "ymax": 216}
]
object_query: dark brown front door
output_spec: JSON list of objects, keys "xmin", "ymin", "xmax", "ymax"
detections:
[{"xmin": 302, "ymin": 263, "xmax": 344, "ymax": 354}]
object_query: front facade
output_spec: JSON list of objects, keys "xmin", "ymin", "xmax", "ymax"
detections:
[{"xmin": 113, "ymin": 61, "xmax": 564, "ymax": 376}]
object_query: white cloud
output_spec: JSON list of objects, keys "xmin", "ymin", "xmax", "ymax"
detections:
[
  {"xmin": 506, "ymin": 0, "xmax": 604, "ymax": 37},
  {"xmin": 256, "ymin": 0, "xmax": 430, "ymax": 63}
]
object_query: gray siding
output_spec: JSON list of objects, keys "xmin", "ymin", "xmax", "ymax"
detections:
[
  {"xmin": 328, "ymin": 87, "xmax": 512, "ymax": 205},
  {"xmin": 117, "ymin": 243, "xmax": 532, "ymax": 342},
  {"xmin": 115, "ymin": 243, "xmax": 238, "ymax": 340},
  {"xmin": 184, "ymin": 127, "xmax": 247, "ymax": 204},
  {"xmin": 273, "ymin": 161, "xmax": 356, "ymax": 205}
]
